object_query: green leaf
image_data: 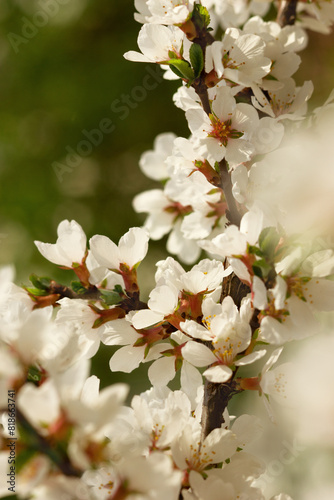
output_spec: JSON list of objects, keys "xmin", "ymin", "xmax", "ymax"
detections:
[
  {"xmin": 29, "ymin": 274, "xmax": 51, "ymax": 291},
  {"xmin": 16, "ymin": 448, "xmax": 38, "ymax": 474},
  {"xmin": 26, "ymin": 287, "xmax": 48, "ymax": 296},
  {"xmin": 71, "ymin": 281, "xmax": 87, "ymax": 295},
  {"xmin": 175, "ymin": 357, "xmax": 183, "ymax": 372},
  {"xmin": 252, "ymin": 259, "xmax": 273, "ymax": 279},
  {"xmin": 189, "ymin": 43, "xmax": 203, "ymax": 78},
  {"xmin": 134, "ymin": 337, "xmax": 146, "ymax": 347},
  {"xmin": 248, "ymin": 245, "xmax": 264, "ymax": 257},
  {"xmin": 27, "ymin": 366, "xmax": 42, "ymax": 384},
  {"xmin": 192, "ymin": 4, "xmax": 211, "ymax": 29},
  {"xmin": 167, "ymin": 58, "xmax": 195, "ymax": 81},
  {"xmin": 259, "ymin": 227, "xmax": 280, "ymax": 259},
  {"xmin": 100, "ymin": 289, "xmax": 122, "ymax": 306}
]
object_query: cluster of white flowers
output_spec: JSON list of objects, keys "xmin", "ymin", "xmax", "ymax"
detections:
[{"xmin": 1, "ymin": 1, "xmax": 334, "ymax": 499}]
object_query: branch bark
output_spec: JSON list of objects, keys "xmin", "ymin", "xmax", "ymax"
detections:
[
  {"xmin": 277, "ymin": 0, "xmax": 298, "ymax": 27},
  {"xmin": 188, "ymin": 18, "xmax": 257, "ymax": 441},
  {"xmin": 15, "ymin": 408, "xmax": 82, "ymax": 477}
]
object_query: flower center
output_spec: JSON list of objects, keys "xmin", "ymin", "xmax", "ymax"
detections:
[{"xmin": 208, "ymin": 114, "xmax": 244, "ymax": 147}]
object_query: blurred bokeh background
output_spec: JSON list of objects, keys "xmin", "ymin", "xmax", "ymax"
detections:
[{"xmin": 0, "ymin": 2, "xmax": 334, "ymax": 498}]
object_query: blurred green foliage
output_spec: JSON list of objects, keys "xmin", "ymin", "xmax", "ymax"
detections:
[{"xmin": 0, "ymin": 0, "xmax": 189, "ymax": 287}]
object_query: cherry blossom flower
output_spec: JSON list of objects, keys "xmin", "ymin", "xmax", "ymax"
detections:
[
  {"xmin": 134, "ymin": 0, "xmax": 195, "ymax": 25},
  {"xmin": 186, "ymin": 85, "xmax": 258, "ymax": 165},
  {"xmin": 171, "ymin": 417, "xmax": 237, "ymax": 472},
  {"xmin": 90, "ymin": 227, "xmax": 149, "ymax": 271},
  {"xmin": 205, "ymin": 29, "xmax": 272, "ymax": 86},
  {"xmin": 182, "ymin": 296, "xmax": 266, "ymax": 383},
  {"xmin": 124, "ymin": 24, "xmax": 184, "ymax": 63},
  {"xmin": 34, "ymin": 219, "xmax": 87, "ymax": 268}
]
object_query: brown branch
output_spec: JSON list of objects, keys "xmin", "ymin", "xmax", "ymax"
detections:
[
  {"xmin": 218, "ymin": 159, "xmax": 242, "ymax": 227},
  {"xmin": 201, "ymin": 379, "xmax": 242, "ymax": 440},
  {"xmin": 186, "ymin": 14, "xmax": 250, "ymax": 441},
  {"xmin": 49, "ymin": 282, "xmax": 102, "ymax": 301},
  {"xmin": 15, "ymin": 408, "xmax": 82, "ymax": 477},
  {"xmin": 277, "ymin": 0, "xmax": 298, "ymax": 27}
]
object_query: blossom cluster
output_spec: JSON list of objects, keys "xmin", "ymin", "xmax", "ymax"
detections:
[{"xmin": 1, "ymin": 0, "xmax": 334, "ymax": 499}]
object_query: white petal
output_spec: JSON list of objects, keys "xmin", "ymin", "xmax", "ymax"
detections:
[
  {"xmin": 148, "ymin": 356, "xmax": 175, "ymax": 386},
  {"xmin": 118, "ymin": 227, "xmax": 149, "ymax": 267},
  {"xmin": 252, "ymin": 276, "xmax": 268, "ymax": 310},
  {"xmin": 203, "ymin": 365, "xmax": 232, "ymax": 383},
  {"xmin": 89, "ymin": 234, "xmax": 119, "ymax": 269},
  {"xmin": 148, "ymin": 284, "xmax": 178, "ymax": 315},
  {"xmin": 182, "ymin": 341, "xmax": 216, "ymax": 367},
  {"xmin": 100, "ymin": 320, "xmax": 138, "ymax": 346},
  {"xmin": 109, "ymin": 345, "xmax": 145, "ymax": 372},
  {"xmin": 235, "ymin": 349, "xmax": 267, "ymax": 366},
  {"xmin": 131, "ymin": 309, "xmax": 164, "ymax": 329}
]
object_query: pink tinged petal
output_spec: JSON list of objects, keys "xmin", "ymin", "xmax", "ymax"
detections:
[
  {"xmin": 100, "ymin": 320, "xmax": 138, "ymax": 346},
  {"xmin": 203, "ymin": 427, "xmax": 237, "ymax": 462},
  {"xmin": 252, "ymin": 276, "xmax": 268, "ymax": 310},
  {"xmin": 109, "ymin": 345, "xmax": 145, "ymax": 373},
  {"xmin": 118, "ymin": 227, "xmax": 149, "ymax": 267},
  {"xmin": 234, "ymin": 349, "xmax": 267, "ymax": 366},
  {"xmin": 148, "ymin": 356, "xmax": 176, "ymax": 387},
  {"xmin": 148, "ymin": 284, "xmax": 178, "ymax": 315},
  {"xmin": 182, "ymin": 341, "xmax": 217, "ymax": 367},
  {"xmin": 203, "ymin": 365, "xmax": 233, "ymax": 383},
  {"xmin": 89, "ymin": 234, "xmax": 119, "ymax": 269},
  {"xmin": 131, "ymin": 309, "xmax": 164, "ymax": 329}
]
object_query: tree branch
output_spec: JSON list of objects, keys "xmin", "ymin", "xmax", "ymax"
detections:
[
  {"xmin": 218, "ymin": 159, "xmax": 242, "ymax": 227},
  {"xmin": 277, "ymin": 0, "xmax": 298, "ymax": 27},
  {"xmin": 201, "ymin": 379, "xmax": 242, "ymax": 440},
  {"xmin": 15, "ymin": 408, "xmax": 82, "ymax": 477}
]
